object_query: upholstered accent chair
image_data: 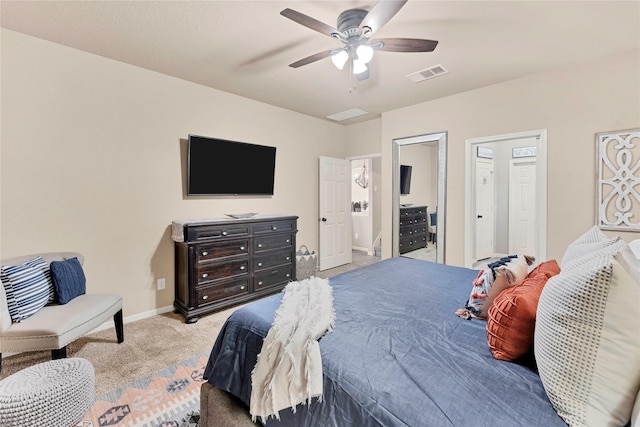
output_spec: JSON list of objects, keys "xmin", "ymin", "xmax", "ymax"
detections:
[
  {"xmin": 0, "ymin": 252, "xmax": 123, "ymax": 372},
  {"xmin": 427, "ymin": 212, "xmax": 437, "ymax": 244}
]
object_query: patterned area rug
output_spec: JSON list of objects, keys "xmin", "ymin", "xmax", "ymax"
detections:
[{"xmin": 77, "ymin": 352, "xmax": 208, "ymax": 427}]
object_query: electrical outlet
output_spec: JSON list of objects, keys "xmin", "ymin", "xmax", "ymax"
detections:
[{"xmin": 157, "ymin": 278, "xmax": 166, "ymax": 290}]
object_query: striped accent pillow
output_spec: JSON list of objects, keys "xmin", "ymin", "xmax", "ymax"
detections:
[{"xmin": 0, "ymin": 257, "xmax": 53, "ymax": 322}]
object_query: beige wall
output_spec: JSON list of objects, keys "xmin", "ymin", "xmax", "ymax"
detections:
[
  {"xmin": 345, "ymin": 119, "xmax": 381, "ymax": 158},
  {"xmin": 398, "ymin": 144, "xmax": 436, "ymax": 209},
  {"xmin": 2, "ymin": 28, "xmax": 639, "ymax": 319},
  {"xmin": 380, "ymin": 50, "xmax": 640, "ymax": 265},
  {"xmin": 1, "ymin": 30, "xmax": 347, "ymax": 318}
]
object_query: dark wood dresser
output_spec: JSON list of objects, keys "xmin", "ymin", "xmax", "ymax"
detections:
[
  {"xmin": 399, "ymin": 205, "xmax": 428, "ymax": 254},
  {"xmin": 173, "ymin": 215, "xmax": 298, "ymax": 323}
]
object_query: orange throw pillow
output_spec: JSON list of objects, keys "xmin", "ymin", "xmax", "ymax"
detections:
[{"xmin": 486, "ymin": 260, "xmax": 560, "ymax": 361}]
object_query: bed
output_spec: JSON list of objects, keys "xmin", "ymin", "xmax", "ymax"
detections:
[{"xmin": 203, "ymin": 257, "xmax": 567, "ymax": 426}]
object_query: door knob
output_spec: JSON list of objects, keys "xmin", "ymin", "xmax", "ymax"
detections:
[
  {"xmin": 477, "ymin": 215, "xmax": 483, "ymax": 218},
  {"xmin": 321, "ymin": 218, "xmax": 327, "ymax": 222}
]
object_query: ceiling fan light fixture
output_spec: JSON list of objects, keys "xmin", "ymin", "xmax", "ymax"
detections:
[
  {"xmin": 331, "ymin": 50, "xmax": 349, "ymax": 70},
  {"xmin": 355, "ymin": 45, "xmax": 374, "ymax": 64},
  {"xmin": 352, "ymin": 59, "xmax": 368, "ymax": 75}
]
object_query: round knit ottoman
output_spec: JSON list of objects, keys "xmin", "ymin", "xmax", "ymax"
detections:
[{"xmin": 0, "ymin": 357, "xmax": 95, "ymax": 427}]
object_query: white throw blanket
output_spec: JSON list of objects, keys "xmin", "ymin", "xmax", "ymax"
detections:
[{"xmin": 250, "ymin": 277, "xmax": 335, "ymax": 422}]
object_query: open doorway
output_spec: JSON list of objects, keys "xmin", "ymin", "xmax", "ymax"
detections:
[
  {"xmin": 464, "ymin": 130, "xmax": 547, "ymax": 268},
  {"xmin": 350, "ymin": 157, "xmax": 376, "ymax": 255}
]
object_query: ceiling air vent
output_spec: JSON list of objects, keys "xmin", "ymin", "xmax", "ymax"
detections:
[
  {"xmin": 326, "ymin": 108, "xmax": 368, "ymax": 122},
  {"xmin": 406, "ymin": 64, "xmax": 449, "ymax": 83}
]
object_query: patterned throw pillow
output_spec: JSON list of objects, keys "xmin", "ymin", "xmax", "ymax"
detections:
[
  {"xmin": 535, "ymin": 241, "xmax": 640, "ymax": 426},
  {"xmin": 486, "ymin": 259, "xmax": 560, "ymax": 361},
  {"xmin": 476, "ymin": 255, "xmax": 533, "ymax": 318},
  {"xmin": 0, "ymin": 257, "xmax": 53, "ymax": 322}
]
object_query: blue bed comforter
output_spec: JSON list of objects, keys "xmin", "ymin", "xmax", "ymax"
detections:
[{"xmin": 203, "ymin": 257, "xmax": 566, "ymax": 426}]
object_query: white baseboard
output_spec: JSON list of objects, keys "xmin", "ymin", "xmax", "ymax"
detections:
[{"xmin": 92, "ymin": 305, "xmax": 175, "ymax": 333}]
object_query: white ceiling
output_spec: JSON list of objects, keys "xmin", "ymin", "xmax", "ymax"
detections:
[{"xmin": 2, "ymin": 1, "xmax": 639, "ymax": 125}]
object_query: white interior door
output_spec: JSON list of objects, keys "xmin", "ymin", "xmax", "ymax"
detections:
[
  {"xmin": 509, "ymin": 159, "xmax": 537, "ymax": 255},
  {"xmin": 475, "ymin": 158, "xmax": 495, "ymax": 261},
  {"xmin": 319, "ymin": 156, "xmax": 352, "ymax": 271}
]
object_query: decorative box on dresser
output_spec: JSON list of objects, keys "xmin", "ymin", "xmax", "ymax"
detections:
[
  {"xmin": 172, "ymin": 215, "xmax": 298, "ymax": 323},
  {"xmin": 399, "ymin": 205, "xmax": 428, "ymax": 254}
]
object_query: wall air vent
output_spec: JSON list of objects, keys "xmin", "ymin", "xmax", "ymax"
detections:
[{"xmin": 406, "ymin": 64, "xmax": 449, "ymax": 83}]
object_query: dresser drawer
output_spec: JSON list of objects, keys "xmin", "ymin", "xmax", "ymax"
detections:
[
  {"xmin": 399, "ymin": 235, "xmax": 413, "ymax": 252},
  {"xmin": 399, "ymin": 225, "xmax": 415, "ymax": 238},
  {"xmin": 414, "ymin": 215, "xmax": 427, "ymax": 225},
  {"xmin": 399, "ymin": 217, "xmax": 415, "ymax": 227},
  {"xmin": 413, "ymin": 234, "xmax": 427, "ymax": 246},
  {"xmin": 254, "ymin": 248, "xmax": 293, "ymax": 272},
  {"xmin": 400, "ymin": 206, "xmax": 428, "ymax": 217},
  {"xmin": 254, "ymin": 233, "xmax": 294, "ymax": 252},
  {"xmin": 411, "ymin": 207, "xmax": 427, "ymax": 215},
  {"xmin": 195, "ymin": 239, "xmax": 249, "ymax": 263},
  {"xmin": 197, "ymin": 259, "xmax": 249, "ymax": 285},
  {"xmin": 186, "ymin": 223, "xmax": 250, "ymax": 242},
  {"xmin": 254, "ymin": 266, "xmax": 293, "ymax": 291},
  {"xmin": 196, "ymin": 278, "xmax": 249, "ymax": 306},
  {"xmin": 253, "ymin": 220, "xmax": 296, "ymax": 235},
  {"xmin": 414, "ymin": 225, "xmax": 427, "ymax": 234}
]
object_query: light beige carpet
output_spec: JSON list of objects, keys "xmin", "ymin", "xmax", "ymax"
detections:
[{"xmin": 0, "ymin": 306, "xmax": 242, "ymax": 396}]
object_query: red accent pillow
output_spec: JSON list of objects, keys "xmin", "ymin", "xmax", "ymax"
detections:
[{"xmin": 486, "ymin": 260, "xmax": 560, "ymax": 361}]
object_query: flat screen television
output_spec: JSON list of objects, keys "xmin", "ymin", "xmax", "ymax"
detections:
[
  {"xmin": 400, "ymin": 165, "xmax": 412, "ymax": 195},
  {"xmin": 187, "ymin": 134, "xmax": 276, "ymax": 196}
]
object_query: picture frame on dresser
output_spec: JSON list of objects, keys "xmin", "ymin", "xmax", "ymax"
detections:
[{"xmin": 171, "ymin": 215, "xmax": 298, "ymax": 323}]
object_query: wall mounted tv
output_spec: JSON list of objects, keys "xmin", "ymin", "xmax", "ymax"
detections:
[
  {"xmin": 400, "ymin": 164, "xmax": 412, "ymax": 195},
  {"xmin": 187, "ymin": 134, "xmax": 276, "ymax": 196}
]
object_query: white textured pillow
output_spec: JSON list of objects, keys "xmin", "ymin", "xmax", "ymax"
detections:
[
  {"xmin": 535, "ymin": 242, "xmax": 640, "ymax": 426},
  {"xmin": 560, "ymin": 226, "xmax": 619, "ymax": 268},
  {"xmin": 630, "ymin": 239, "xmax": 640, "ymax": 260},
  {"xmin": 632, "ymin": 389, "xmax": 640, "ymax": 427}
]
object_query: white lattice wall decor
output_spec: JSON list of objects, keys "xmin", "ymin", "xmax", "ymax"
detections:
[{"xmin": 596, "ymin": 129, "xmax": 640, "ymax": 231}]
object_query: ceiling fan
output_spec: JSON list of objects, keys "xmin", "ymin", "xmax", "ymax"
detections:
[{"xmin": 280, "ymin": 0, "xmax": 438, "ymax": 80}]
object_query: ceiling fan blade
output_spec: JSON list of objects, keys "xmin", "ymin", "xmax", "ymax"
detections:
[
  {"xmin": 374, "ymin": 38, "xmax": 438, "ymax": 52},
  {"xmin": 281, "ymin": 8, "xmax": 340, "ymax": 39},
  {"xmin": 358, "ymin": 0, "xmax": 408, "ymax": 39},
  {"xmin": 289, "ymin": 49, "xmax": 335, "ymax": 68}
]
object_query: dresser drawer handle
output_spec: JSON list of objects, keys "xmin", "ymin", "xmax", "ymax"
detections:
[
  {"xmin": 286, "ymin": 256, "xmax": 290, "ymax": 261},
  {"xmin": 257, "ymin": 262, "xmax": 262, "ymax": 267},
  {"xmin": 286, "ymin": 239, "xmax": 290, "ymax": 243},
  {"xmin": 257, "ymin": 244, "xmax": 263, "ymax": 248},
  {"xmin": 258, "ymin": 281, "xmax": 263, "ymax": 285},
  {"xmin": 272, "ymin": 226, "xmax": 277, "ymax": 230},
  {"xmin": 286, "ymin": 273, "xmax": 290, "ymax": 278},
  {"xmin": 202, "ymin": 295, "xmax": 208, "ymax": 300},
  {"xmin": 240, "ymin": 246, "xmax": 245, "ymax": 250},
  {"xmin": 240, "ymin": 285, "xmax": 246, "ymax": 290},
  {"xmin": 240, "ymin": 266, "xmax": 245, "ymax": 270},
  {"xmin": 222, "ymin": 231, "xmax": 228, "ymax": 236},
  {"xmin": 202, "ymin": 273, "xmax": 208, "ymax": 278},
  {"xmin": 202, "ymin": 251, "xmax": 208, "ymax": 256}
]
